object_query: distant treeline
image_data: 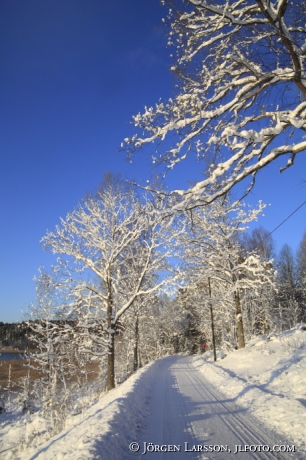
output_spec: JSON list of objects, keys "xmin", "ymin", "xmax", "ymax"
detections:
[
  {"xmin": 0, "ymin": 320, "xmax": 74, "ymax": 349},
  {"xmin": 0, "ymin": 322, "xmax": 32, "ymax": 349}
]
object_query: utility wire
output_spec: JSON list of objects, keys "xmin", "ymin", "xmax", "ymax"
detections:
[
  {"xmin": 251, "ymin": 198, "xmax": 306, "ymax": 254},
  {"xmin": 265, "ymin": 198, "xmax": 306, "ymax": 240}
]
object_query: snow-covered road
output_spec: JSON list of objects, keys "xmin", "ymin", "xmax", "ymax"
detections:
[
  {"xmin": 14, "ymin": 353, "xmax": 302, "ymax": 460},
  {"xmin": 134, "ymin": 356, "xmax": 297, "ymax": 459}
]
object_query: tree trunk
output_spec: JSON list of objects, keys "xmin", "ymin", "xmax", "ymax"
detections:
[
  {"xmin": 107, "ymin": 331, "xmax": 115, "ymax": 390},
  {"xmin": 235, "ymin": 290, "xmax": 245, "ymax": 349},
  {"xmin": 208, "ymin": 277, "xmax": 217, "ymax": 361},
  {"xmin": 133, "ymin": 313, "xmax": 139, "ymax": 372},
  {"xmin": 107, "ymin": 277, "xmax": 115, "ymax": 390}
]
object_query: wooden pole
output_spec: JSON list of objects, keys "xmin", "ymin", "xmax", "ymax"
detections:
[{"xmin": 208, "ymin": 277, "xmax": 217, "ymax": 362}]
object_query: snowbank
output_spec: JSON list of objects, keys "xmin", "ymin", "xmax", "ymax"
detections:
[
  {"xmin": 192, "ymin": 325, "xmax": 306, "ymax": 453},
  {"xmin": 1, "ymin": 360, "xmax": 158, "ymax": 460}
]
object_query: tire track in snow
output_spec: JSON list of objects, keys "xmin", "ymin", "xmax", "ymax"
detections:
[
  {"xmin": 133, "ymin": 356, "xmax": 299, "ymax": 459},
  {"xmin": 181, "ymin": 357, "xmax": 296, "ymax": 459},
  {"xmin": 133, "ymin": 356, "xmax": 200, "ymax": 459}
]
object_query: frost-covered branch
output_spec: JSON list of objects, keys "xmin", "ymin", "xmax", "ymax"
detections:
[
  {"xmin": 39, "ymin": 174, "xmax": 179, "ymax": 390},
  {"xmin": 124, "ymin": 0, "xmax": 306, "ymax": 208},
  {"xmin": 177, "ymin": 196, "xmax": 276, "ymax": 347}
]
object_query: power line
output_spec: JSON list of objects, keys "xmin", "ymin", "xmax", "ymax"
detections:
[
  {"xmin": 265, "ymin": 198, "xmax": 306, "ymax": 240},
  {"xmin": 249, "ymin": 198, "xmax": 306, "ymax": 254}
]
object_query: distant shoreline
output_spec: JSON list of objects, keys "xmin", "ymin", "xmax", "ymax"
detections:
[{"xmin": 0, "ymin": 349, "xmax": 27, "ymax": 354}]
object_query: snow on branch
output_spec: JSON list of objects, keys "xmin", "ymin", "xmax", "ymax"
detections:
[
  {"xmin": 123, "ymin": 0, "xmax": 306, "ymax": 208},
  {"xmin": 38, "ymin": 175, "xmax": 180, "ymax": 387}
]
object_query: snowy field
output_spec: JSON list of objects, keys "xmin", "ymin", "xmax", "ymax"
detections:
[{"xmin": 1, "ymin": 325, "xmax": 306, "ymax": 459}]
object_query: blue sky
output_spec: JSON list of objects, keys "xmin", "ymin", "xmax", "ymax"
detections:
[{"xmin": 1, "ymin": 0, "xmax": 306, "ymax": 323}]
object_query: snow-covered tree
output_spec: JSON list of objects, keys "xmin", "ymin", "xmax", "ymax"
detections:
[
  {"xmin": 26, "ymin": 284, "xmax": 77, "ymax": 429},
  {"xmin": 296, "ymin": 230, "xmax": 306, "ymax": 321},
  {"xmin": 155, "ymin": 294, "xmax": 187, "ymax": 355},
  {"xmin": 40, "ymin": 174, "xmax": 176, "ymax": 390},
  {"xmin": 276, "ymin": 243, "xmax": 299, "ymax": 329},
  {"xmin": 242, "ymin": 226, "xmax": 275, "ymax": 261},
  {"xmin": 241, "ymin": 227, "xmax": 276, "ymax": 334},
  {"xmin": 177, "ymin": 198, "xmax": 276, "ymax": 348},
  {"xmin": 124, "ymin": 0, "xmax": 306, "ymax": 209}
]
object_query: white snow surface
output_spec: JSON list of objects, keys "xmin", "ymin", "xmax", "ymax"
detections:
[
  {"xmin": 1, "ymin": 361, "xmax": 157, "ymax": 460},
  {"xmin": 191, "ymin": 325, "xmax": 306, "ymax": 455},
  {"xmin": 1, "ymin": 326, "xmax": 306, "ymax": 459}
]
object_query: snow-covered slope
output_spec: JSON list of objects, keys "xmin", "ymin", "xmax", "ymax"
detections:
[
  {"xmin": 192, "ymin": 325, "xmax": 306, "ymax": 453},
  {"xmin": 1, "ymin": 361, "xmax": 158, "ymax": 460}
]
